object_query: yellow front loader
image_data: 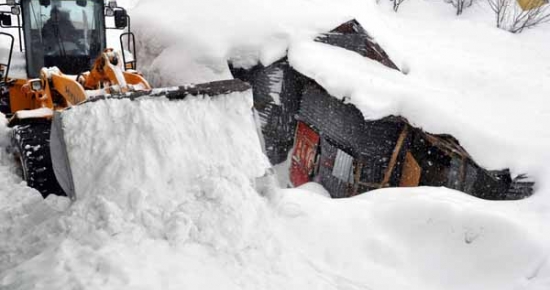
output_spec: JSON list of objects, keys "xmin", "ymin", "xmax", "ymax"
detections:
[{"xmin": 0, "ymin": 0, "xmax": 247, "ymax": 199}]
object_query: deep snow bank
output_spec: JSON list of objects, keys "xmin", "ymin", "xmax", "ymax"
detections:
[
  {"xmin": 55, "ymin": 90, "xmax": 272, "ymax": 252},
  {"xmin": 0, "ymin": 92, "xmax": 285, "ymax": 289},
  {"xmin": 275, "ymin": 186, "xmax": 550, "ymax": 290},
  {"xmin": 0, "ymin": 114, "xmax": 71, "ymax": 276}
]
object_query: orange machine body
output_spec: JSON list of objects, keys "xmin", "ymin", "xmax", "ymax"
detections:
[{"xmin": 6, "ymin": 50, "xmax": 151, "ymax": 125}]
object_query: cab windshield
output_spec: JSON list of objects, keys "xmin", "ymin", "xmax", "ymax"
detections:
[{"xmin": 22, "ymin": 0, "xmax": 105, "ymax": 77}]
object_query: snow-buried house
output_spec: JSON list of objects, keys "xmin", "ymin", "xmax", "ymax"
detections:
[{"xmin": 231, "ymin": 20, "xmax": 533, "ymax": 200}]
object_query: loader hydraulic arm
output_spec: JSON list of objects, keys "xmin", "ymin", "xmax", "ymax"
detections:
[
  {"xmin": 83, "ymin": 49, "xmax": 151, "ymax": 94},
  {"xmin": 10, "ymin": 49, "xmax": 152, "ymax": 119}
]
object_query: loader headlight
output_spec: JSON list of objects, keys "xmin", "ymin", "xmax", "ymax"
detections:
[
  {"xmin": 105, "ymin": 7, "xmax": 114, "ymax": 17},
  {"xmin": 108, "ymin": 1, "xmax": 118, "ymax": 8},
  {"xmin": 30, "ymin": 80, "xmax": 42, "ymax": 91},
  {"xmin": 11, "ymin": 6, "xmax": 20, "ymax": 15}
]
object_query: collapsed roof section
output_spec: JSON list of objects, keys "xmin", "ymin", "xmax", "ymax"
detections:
[
  {"xmin": 315, "ymin": 19, "xmax": 399, "ymax": 70},
  {"xmin": 229, "ymin": 18, "xmax": 401, "ymax": 165},
  {"xmin": 230, "ymin": 19, "xmax": 534, "ymax": 200},
  {"xmin": 294, "ymin": 83, "xmax": 533, "ymax": 200}
]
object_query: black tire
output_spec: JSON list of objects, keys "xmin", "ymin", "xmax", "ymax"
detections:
[
  {"xmin": 0, "ymin": 82, "xmax": 11, "ymax": 116},
  {"xmin": 11, "ymin": 120, "xmax": 66, "ymax": 198}
]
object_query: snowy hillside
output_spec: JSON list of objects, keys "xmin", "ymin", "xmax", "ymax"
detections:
[{"xmin": 1, "ymin": 0, "xmax": 550, "ymax": 289}]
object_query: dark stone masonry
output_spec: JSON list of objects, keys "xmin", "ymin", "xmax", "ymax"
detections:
[{"xmin": 230, "ymin": 19, "xmax": 533, "ymax": 200}]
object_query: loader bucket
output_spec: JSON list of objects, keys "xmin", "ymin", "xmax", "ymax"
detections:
[{"xmin": 50, "ymin": 79, "xmax": 258, "ymax": 200}]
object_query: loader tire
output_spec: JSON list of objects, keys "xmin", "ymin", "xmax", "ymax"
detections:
[
  {"xmin": 0, "ymin": 82, "xmax": 10, "ymax": 116},
  {"xmin": 11, "ymin": 120, "xmax": 66, "ymax": 198}
]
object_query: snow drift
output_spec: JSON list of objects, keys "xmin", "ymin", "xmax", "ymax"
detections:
[
  {"xmin": 0, "ymin": 91, "xmax": 278, "ymax": 289},
  {"xmin": 276, "ymin": 187, "xmax": 550, "ymax": 290}
]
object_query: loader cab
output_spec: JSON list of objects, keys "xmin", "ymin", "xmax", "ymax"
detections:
[{"xmin": 20, "ymin": 0, "xmax": 107, "ymax": 78}]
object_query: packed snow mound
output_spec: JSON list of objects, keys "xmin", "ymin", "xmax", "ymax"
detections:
[
  {"xmin": 0, "ymin": 114, "xmax": 71, "ymax": 275},
  {"xmin": 0, "ymin": 92, "xmax": 281, "ymax": 289},
  {"xmin": 296, "ymin": 182, "xmax": 331, "ymax": 198},
  {"xmin": 55, "ymin": 90, "xmax": 271, "ymax": 246},
  {"xmin": 277, "ymin": 187, "xmax": 550, "ymax": 290}
]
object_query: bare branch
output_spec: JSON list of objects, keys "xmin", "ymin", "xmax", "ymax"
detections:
[
  {"xmin": 391, "ymin": 0, "xmax": 408, "ymax": 12},
  {"xmin": 487, "ymin": 0, "xmax": 550, "ymax": 33},
  {"xmin": 446, "ymin": 0, "xmax": 475, "ymax": 15}
]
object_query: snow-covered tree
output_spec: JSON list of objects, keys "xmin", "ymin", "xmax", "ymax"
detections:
[{"xmin": 445, "ymin": 0, "xmax": 475, "ymax": 15}]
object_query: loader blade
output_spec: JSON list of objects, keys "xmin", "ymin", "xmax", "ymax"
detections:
[
  {"xmin": 50, "ymin": 79, "xmax": 257, "ymax": 200},
  {"xmin": 51, "ymin": 111, "xmax": 76, "ymax": 200}
]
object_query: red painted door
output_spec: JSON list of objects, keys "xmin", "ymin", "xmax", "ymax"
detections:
[{"xmin": 290, "ymin": 122, "xmax": 320, "ymax": 187}]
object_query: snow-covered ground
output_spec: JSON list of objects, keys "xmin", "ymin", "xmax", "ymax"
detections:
[{"xmin": 1, "ymin": 0, "xmax": 550, "ymax": 289}]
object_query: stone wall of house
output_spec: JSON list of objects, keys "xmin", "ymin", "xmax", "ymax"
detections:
[{"xmin": 231, "ymin": 60, "xmax": 304, "ymax": 165}]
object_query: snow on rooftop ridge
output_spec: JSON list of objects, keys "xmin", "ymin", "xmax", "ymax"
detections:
[
  {"xmin": 130, "ymin": 0, "xmax": 351, "ymax": 86},
  {"xmin": 314, "ymin": 18, "xmax": 400, "ymax": 71}
]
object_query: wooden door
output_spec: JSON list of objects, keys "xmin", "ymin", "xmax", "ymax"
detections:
[
  {"xmin": 399, "ymin": 152, "xmax": 421, "ymax": 187},
  {"xmin": 290, "ymin": 122, "xmax": 320, "ymax": 187}
]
